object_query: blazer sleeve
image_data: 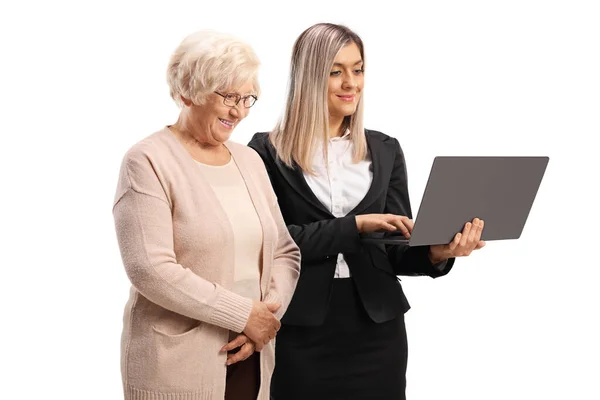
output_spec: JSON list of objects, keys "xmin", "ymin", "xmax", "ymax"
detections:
[
  {"xmin": 248, "ymin": 133, "xmax": 362, "ymax": 263},
  {"xmin": 112, "ymin": 152, "xmax": 254, "ymax": 333},
  {"xmin": 384, "ymin": 137, "xmax": 454, "ymax": 278},
  {"xmin": 286, "ymin": 217, "xmax": 363, "ymax": 262}
]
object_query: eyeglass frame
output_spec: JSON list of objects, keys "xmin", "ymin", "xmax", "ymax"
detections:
[{"xmin": 214, "ymin": 91, "xmax": 258, "ymax": 108}]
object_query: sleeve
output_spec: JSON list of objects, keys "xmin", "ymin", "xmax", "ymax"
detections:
[
  {"xmin": 285, "ymin": 217, "xmax": 362, "ymax": 262},
  {"xmin": 112, "ymin": 154, "xmax": 254, "ymax": 333},
  {"xmin": 384, "ymin": 138, "xmax": 454, "ymax": 278}
]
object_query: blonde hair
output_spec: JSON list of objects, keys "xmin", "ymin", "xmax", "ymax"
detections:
[
  {"xmin": 167, "ymin": 30, "xmax": 260, "ymax": 107},
  {"xmin": 271, "ymin": 23, "xmax": 366, "ymax": 174}
]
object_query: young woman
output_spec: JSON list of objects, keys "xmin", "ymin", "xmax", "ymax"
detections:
[{"xmin": 249, "ymin": 23, "xmax": 485, "ymax": 399}]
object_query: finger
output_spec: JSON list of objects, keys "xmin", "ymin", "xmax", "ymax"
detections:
[
  {"xmin": 262, "ymin": 336, "xmax": 271, "ymax": 347},
  {"xmin": 402, "ymin": 217, "xmax": 415, "ymax": 233},
  {"xmin": 226, "ymin": 351, "xmax": 246, "ymax": 366},
  {"xmin": 221, "ymin": 334, "xmax": 248, "ymax": 352},
  {"xmin": 390, "ymin": 222, "xmax": 409, "ymax": 236},
  {"xmin": 226, "ymin": 344, "xmax": 254, "ymax": 366},
  {"xmin": 265, "ymin": 303, "xmax": 281, "ymax": 313},
  {"xmin": 265, "ymin": 330, "xmax": 274, "ymax": 341},
  {"xmin": 385, "ymin": 214, "xmax": 414, "ymax": 232},
  {"xmin": 473, "ymin": 219, "xmax": 484, "ymax": 242},
  {"xmin": 467, "ymin": 218, "xmax": 480, "ymax": 245},
  {"xmin": 378, "ymin": 220, "xmax": 398, "ymax": 232},
  {"xmin": 389, "ymin": 217, "xmax": 411, "ymax": 237},
  {"xmin": 268, "ymin": 325, "xmax": 278, "ymax": 339},
  {"xmin": 475, "ymin": 240, "xmax": 486, "ymax": 249},
  {"xmin": 448, "ymin": 233, "xmax": 461, "ymax": 251},
  {"xmin": 460, "ymin": 222, "xmax": 472, "ymax": 247}
]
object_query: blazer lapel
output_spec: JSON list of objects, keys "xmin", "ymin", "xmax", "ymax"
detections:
[
  {"xmin": 347, "ymin": 130, "xmax": 392, "ymax": 214},
  {"xmin": 265, "ymin": 142, "xmax": 332, "ymax": 216},
  {"xmin": 260, "ymin": 130, "xmax": 394, "ymax": 217}
]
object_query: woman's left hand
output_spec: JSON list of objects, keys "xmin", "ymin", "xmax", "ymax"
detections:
[
  {"xmin": 221, "ymin": 334, "xmax": 256, "ymax": 366},
  {"xmin": 429, "ymin": 218, "xmax": 486, "ymax": 264}
]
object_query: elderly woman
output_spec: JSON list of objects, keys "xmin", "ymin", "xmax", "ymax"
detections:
[{"xmin": 112, "ymin": 30, "xmax": 300, "ymax": 400}]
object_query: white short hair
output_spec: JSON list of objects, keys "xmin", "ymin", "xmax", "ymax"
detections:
[{"xmin": 167, "ymin": 30, "xmax": 261, "ymax": 107}]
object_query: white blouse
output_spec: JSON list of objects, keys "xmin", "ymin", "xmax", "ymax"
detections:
[{"xmin": 303, "ymin": 131, "xmax": 373, "ymax": 278}]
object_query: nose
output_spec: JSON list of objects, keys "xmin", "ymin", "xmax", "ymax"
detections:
[
  {"xmin": 228, "ymin": 103, "xmax": 247, "ymax": 119},
  {"xmin": 342, "ymin": 75, "xmax": 358, "ymax": 90}
]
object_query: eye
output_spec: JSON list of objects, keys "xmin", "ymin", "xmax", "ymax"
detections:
[
  {"xmin": 354, "ymin": 68, "xmax": 364, "ymax": 74},
  {"xmin": 330, "ymin": 70, "xmax": 342, "ymax": 76},
  {"xmin": 225, "ymin": 93, "xmax": 237, "ymax": 100}
]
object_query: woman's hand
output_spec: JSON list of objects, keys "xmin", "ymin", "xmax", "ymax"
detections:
[
  {"xmin": 243, "ymin": 301, "xmax": 281, "ymax": 351},
  {"xmin": 429, "ymin": 218, "xmax": 486, "ymax": 264},
  {"xmin": 355, "ymin": 214, "xmax": 414, "ymax": 237},
  {"xmin": 221, "ymin": 334, "xmax": 256, "ymax": 366}
]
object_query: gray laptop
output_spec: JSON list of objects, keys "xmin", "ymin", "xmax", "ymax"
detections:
[{"xmin": 362, "ymin": 156, "xmax": 549, "ymax": 246}]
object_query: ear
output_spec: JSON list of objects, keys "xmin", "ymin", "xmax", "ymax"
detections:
[{"xmin": 180, "ymin": 96, "xmax": 193, "ymax": 107}]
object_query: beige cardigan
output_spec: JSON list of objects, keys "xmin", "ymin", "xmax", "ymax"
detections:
[{"xmin": 113, "ymin": 127, "xmax": 301, "ymax": 400}]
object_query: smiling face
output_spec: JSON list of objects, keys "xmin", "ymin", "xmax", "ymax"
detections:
[
  {"xmin": 185, "ymin": 79, "xmax": 256, "ymax": 145},
  {"xmin": 327, "ymin": 42, "xmax": 364, "ymax": 123}
]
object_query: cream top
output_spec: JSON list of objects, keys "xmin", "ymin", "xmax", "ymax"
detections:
[{"xmin": 196, "ymin": 158, "xmax": 263, "ymax": 301}]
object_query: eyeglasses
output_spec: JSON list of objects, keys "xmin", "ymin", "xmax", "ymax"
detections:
[{"xmin": 214, "ymin": 91, "xmax": 258, "ymax": 108}]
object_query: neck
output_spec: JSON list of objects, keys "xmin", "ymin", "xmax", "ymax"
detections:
[
  {"xmin": 171, "ymin": 114, "xmax": 221, "ymax": 152},
  {"xmin": 328, "ymin": 115, "xmax": 345, "ymax": 138}
]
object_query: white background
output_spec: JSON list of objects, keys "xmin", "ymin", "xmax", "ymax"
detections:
[{"xmin": 1, "ymin": 0, "xmax": 598, "ymax": 399}]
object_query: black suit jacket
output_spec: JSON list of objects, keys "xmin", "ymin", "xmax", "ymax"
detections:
[{"xmin": 248, "ymin": 129, "xmax": 454, "ymax": 326}]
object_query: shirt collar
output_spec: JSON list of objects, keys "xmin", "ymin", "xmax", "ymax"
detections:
[{"xmin": 330, "ymin": 128, "xmax": 351, "ymax": 142}]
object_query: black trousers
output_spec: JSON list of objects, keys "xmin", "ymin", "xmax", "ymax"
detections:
[{"xmin": 271, "ymin": 278, "xmax": 408, "ymax": 400}]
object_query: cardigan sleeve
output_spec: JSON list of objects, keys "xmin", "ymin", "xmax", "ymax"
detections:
[{"xmin": 113, "ymin": 153, "xmax": 254, "ymax": 333}]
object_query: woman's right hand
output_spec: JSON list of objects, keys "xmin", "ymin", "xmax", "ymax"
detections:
[
  {"xmin": 355, "ymin": 214, "xmax": 414, "ymax": 237},
  {"xmin": 243, "ymin": 301, "xmax": 281, "ymax": 351}
]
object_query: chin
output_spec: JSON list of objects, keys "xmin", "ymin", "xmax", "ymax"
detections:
[
  {"xmin": 217, "ymin": 134, "xmax": 233, "ymax": 143},
  {"xmin": 213, "ymin": 128, "xmax": 234, "ymax": 143},
  {"xmin": 334, "ymin": 106, "xmax": 358, "ymax": 117}
]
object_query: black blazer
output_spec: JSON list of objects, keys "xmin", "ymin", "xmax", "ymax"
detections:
[{"xmin": 248, "ymin": 130, "xmax": 454, "ymax": 326}]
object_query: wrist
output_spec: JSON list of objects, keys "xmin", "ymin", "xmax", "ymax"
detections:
[{"xmin": 428, "ymin": 246, "xmax": 447, "ymax": 265}]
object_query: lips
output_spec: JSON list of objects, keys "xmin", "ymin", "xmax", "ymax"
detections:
[
  {"xmin": 336, "ymin": 94, "xmax": 356, "ymax": 102},
  {"xmin": 218, "ymin": 118, "xmax": 235, "ymax": 129}
]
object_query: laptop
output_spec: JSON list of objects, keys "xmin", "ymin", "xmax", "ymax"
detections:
[{"xmin": 361, "ymin": 156, "xmax": 549, "ymax": 246}]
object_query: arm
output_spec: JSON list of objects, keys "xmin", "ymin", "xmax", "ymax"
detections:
[
  {"xmin": 384, "ymin": 138, "xmax": 454, "ymax": 277},
  {"xmin": 113, "ymin": 156, "xmax": 254, "ymax": 333},
  {"xmin": 286, "ymin": 217, "xmax": 361, "ymax": 263}
]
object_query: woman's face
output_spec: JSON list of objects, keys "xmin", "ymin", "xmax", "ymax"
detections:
[
  {"xmin": 187, "ymin": 79, "xmax": 255, "ymax": 145},
  {"xmin": 327, "ymin": 42, "xmax": 364, "ymax": 121}
]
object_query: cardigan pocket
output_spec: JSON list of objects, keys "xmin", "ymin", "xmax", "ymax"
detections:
[
  {"xmin": 142, "ymin": 322, "xmax": 208, "ymax": 390},
  {"xmin": 150, "ymin": 310, "xmax": 203, "ymax": 337},
  {"xmin": 151, "ymin": 322, "xmax": 202, "ymax": 338}
]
